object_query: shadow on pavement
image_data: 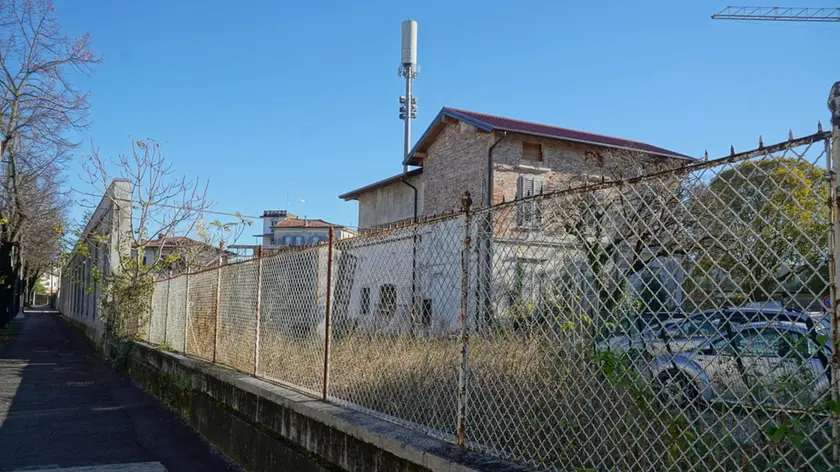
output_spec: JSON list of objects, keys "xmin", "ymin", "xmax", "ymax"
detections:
[{"xmin": 0, "ymin": 308, "xmax": 238, "ymax": 471}]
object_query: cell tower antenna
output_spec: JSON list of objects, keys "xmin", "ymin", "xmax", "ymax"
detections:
[{"xmin": 398, "ymin": 20, "xmax": 419, "ymax": 172}]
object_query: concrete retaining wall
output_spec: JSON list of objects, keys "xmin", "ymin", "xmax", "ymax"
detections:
[{"xmin": 101, "ymin": 337, "xmax": 527, "ymax": 472}]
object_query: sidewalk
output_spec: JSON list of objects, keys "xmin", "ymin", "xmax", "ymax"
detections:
[{"xmin": 0, "ymin": 308, "xmax": 238, "ymax": 472}]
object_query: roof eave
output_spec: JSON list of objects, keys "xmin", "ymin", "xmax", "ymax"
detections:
[
  {"xmin": 495, "ymin": 127, "xmax": 693, "ymax": 161},
  {"xmin": 338, "ymin": 168, "xmax": 423, "ymax": 200},
  {"xmin": 402, "ymin": 108, "xmax": 494, "ymax": 166}
]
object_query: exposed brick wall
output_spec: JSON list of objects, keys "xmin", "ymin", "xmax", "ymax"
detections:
[
  {"xmin": 421, "ymin": 121, "xmax": 492, "ymax": 217},
  {"xmin": 383, "ymin": 122, "xmax": 687, "ymax": 223},
  {"xmin": 491, "ymin": 133, "xmax": 611, "ymax": 205}
]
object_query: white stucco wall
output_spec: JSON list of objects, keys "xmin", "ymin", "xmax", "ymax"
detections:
[{"xmin": 356, "ymin": 173, "xmax": 424, "ymax": 229}]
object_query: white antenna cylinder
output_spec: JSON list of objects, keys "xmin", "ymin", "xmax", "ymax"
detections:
[{"xmin": 401, "ymin": 20, "xmax": 417, "ymax": 67}]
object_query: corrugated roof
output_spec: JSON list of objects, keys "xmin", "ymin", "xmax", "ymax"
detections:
[{"xmin": 404, "ymin": 107, "xmax": 690, "ymax": 165}]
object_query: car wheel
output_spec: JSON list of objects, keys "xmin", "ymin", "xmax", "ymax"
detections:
[{"xmin": 656, "ymin": 369, "xmax": 698, "ymax": 409}]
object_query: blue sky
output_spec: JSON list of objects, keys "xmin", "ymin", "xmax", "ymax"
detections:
[{"xmin": 57, "ymin": 1, "xmax": 838, "ymax": 243}]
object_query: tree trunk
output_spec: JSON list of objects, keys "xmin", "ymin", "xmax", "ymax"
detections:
[
  {"xmin": 0, "ymin": 243, "xmax": 14, "ymax": 328},
  {"xmin": 26, "ymin": 276, "xmax": 36, "ymax": 308}
]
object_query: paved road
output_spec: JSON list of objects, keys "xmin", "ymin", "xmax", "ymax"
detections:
[{"xmin": 0, "ymin": 308, "xmax": 239, "ymax": 472}]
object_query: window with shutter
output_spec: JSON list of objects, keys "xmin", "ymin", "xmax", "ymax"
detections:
[
  {"xmin": 517, "ymin": 176, "xmax": 543, "ymax": 229},
  {"xmin": 522, "ymin": 142, "xmax": 543, "ymax": 161}
]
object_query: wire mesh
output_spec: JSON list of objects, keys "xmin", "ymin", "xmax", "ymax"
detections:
[
  {"xmin": 464, "ymin": 135, "xmax": 836, "ymax": 470},
  {"xmin": 327, "ymin": 217, "xmax": 464, "ymax": 440},
  {"xmin": 148, "ymin": 278, "xmax": 168, "ymax": 345},
  {"xmin": 186, "ymin": 268, "xmax": 219, "ymax": 361},
  {"xmin": 256, "ymin": 246, "xmax": 326, "ymax": 396},
  {"xmin": 165, "ymin": 275, "xmax": 187, "ymax": 352},
  {"xmin": 216, "ymin": 261, "xmax": 258, "ymax": 373},
  {"xmin": 79, "ymin": 130, "xmax": 838, "ymax": 471}
]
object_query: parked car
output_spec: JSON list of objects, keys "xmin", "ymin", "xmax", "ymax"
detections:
[
  {"xmin": 649, "ymin": 321, "xmax": 830, "ymax": 408},
  {"xmin": 699, "ymin": 307, "xmax": 827, "ymax": 330},
  {"xmin": 600, "ymin": 315, "xmax": 721, "ymax": 357},
  {"xmin": 599, "ymin": 306, "xmax": 829, "ymax": 358}
]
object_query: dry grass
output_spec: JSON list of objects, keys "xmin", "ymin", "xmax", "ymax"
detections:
[
  {"xmin": 185, "ymin": 307, "xmax": 216, "ymax": 361},
  {"xmin": 184, "ymin": 319, "xmax": 834, "ymax": 471}
]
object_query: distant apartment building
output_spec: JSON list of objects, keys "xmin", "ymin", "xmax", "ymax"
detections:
[
  {"xmin": 269, "ymin": 217, "xmax": 355, "ymax": 246},
  {"xmin": 252, "ymin": 210, "xmax": 355, "ymax": 248}
]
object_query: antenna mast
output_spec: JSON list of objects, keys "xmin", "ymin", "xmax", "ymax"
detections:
[{"xmin": 399, "ymin": 20, "xmax": 418, "ymax": 172}]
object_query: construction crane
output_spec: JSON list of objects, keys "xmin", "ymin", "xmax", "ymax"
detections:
[{"xmin": 711, "ymin": 6, "xmax": 840, "ymax": 22}]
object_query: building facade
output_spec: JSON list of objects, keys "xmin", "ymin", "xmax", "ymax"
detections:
[
  {"xmin": 338, "ymin": 108, "xmax": 690, "ymax": 333},
  {"xmin": 131, "ymin": 236, "xmax": 227, "ymax": 273},
  {"xmin": 269, "ymin": 217, "xmax": 354, "ymax": 247}
]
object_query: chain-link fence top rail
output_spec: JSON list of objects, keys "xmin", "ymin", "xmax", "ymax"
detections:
[
  {"xmin": 216, "ymin": 261, "xmax": 258, "ymax": 373},
  {"xmin": 463, "ymin": 132, "xmax": 836, "ymax": 471},
  {"xmin": 165, "ymin": 276, "xmax": 187, "ymax": 352},
  {"xmin": 328, "ymin": 215, "xmax": 464, "ymax": 440},
  {"xmin": 257, "ymin": 245, "xmax": 327, "ymax": 396}
]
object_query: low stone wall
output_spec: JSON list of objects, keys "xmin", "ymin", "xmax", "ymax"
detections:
[{"xmin": 98, "ymin": 336, "xmax": 527, "ymax": 472}]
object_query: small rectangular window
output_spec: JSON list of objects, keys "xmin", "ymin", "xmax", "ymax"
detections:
[
  {"xmin": 360, "ymin": 287, "xmax": 370, "ymax": 315},
  {"xmin": 378, "ymin": 284, "xmax": 397, "ymax": 318},
  {"xmin": 522, "ymin": 142, "xmax": 543, "ymax": 161},
  {"xmin": 421, "ymin": 299, "xmax": 432, "ymax": 326}
]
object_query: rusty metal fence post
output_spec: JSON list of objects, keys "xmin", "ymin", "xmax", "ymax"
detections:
[
  {"xmin": 457, "ymin": 191, "xmax": 473, "ymax": 448},
  {"xmin": 828, "ymin": 80, "xmax": 840, "ymax": 465},
  {"xmin": 322, "ymin": 227, "xmax": 335, "ymax": 401},
  {"xmin": 254, "ymin": 246, "xmax": 263, "ymax": 376},
  {"xmin": 213, "ymin": 241, "xmax": 224, "ymax": 363}
]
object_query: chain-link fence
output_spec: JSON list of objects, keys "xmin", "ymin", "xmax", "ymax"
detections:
[
  {"xmin": 328, "ymin": 216, "xmax": 464, "ymax": 440},
  {"xmin": 257, "ymin": 245, "xmax": 327, "ymax": 396},
  {"xmin": 137, "ymin": 130, "xmax": 838, "ymax": 470},
  {"xmin": 185, "ymin": 268, "xmax": 218, "ymax": 361},
  {"xmin": 216, "ymin": 261, "xmax": 258, "ymax": 372},
  {"xmin": 464, "ymin": 132, "xmax": 835, "ymax": 470}
]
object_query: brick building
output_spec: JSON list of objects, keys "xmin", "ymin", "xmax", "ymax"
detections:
[
  {"xmin": 341, "ymin": 107, "xmax": 689, "ymax": 228},
  {"xmin": 336, "ymin": 108, "xmax": 690, "ymax": 334}
]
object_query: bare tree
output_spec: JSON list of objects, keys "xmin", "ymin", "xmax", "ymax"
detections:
[
  {"xmin": 77, "ymin": 138, "xmax": 250, "ymax": 338},
  {"xmin": 0, "ymin": 0, "xmax": 98, "ymax": 325},
  {"xmin": 17, "ymin": 160, "xmax": 68, "ymax": 305}
]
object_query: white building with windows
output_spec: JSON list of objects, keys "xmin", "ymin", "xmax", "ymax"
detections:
[
  {"xmin": 269, "ymin": 217, "xmax": 354, "ymax": 247},
  {"xmin": 253, "ymin": 210, "xmax": 355, "ymax": 249}
]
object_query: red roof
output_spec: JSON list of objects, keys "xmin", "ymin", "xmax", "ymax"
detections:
[
  {"xmin": 404, "ymin": 107, "xmax": 690, "ymax": 165},
  {"xmin": 271, "ymin": 218, "xmax": 343, "ymax": 229}
]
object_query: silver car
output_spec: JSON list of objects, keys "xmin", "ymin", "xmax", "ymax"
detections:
[
  {"xmin": 649, "ymin": 321, "xmax": 830, "ymax": 409},
  {"xmin": 601, "ymin": 315, "xmax": 722, "ymax": 357}
]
